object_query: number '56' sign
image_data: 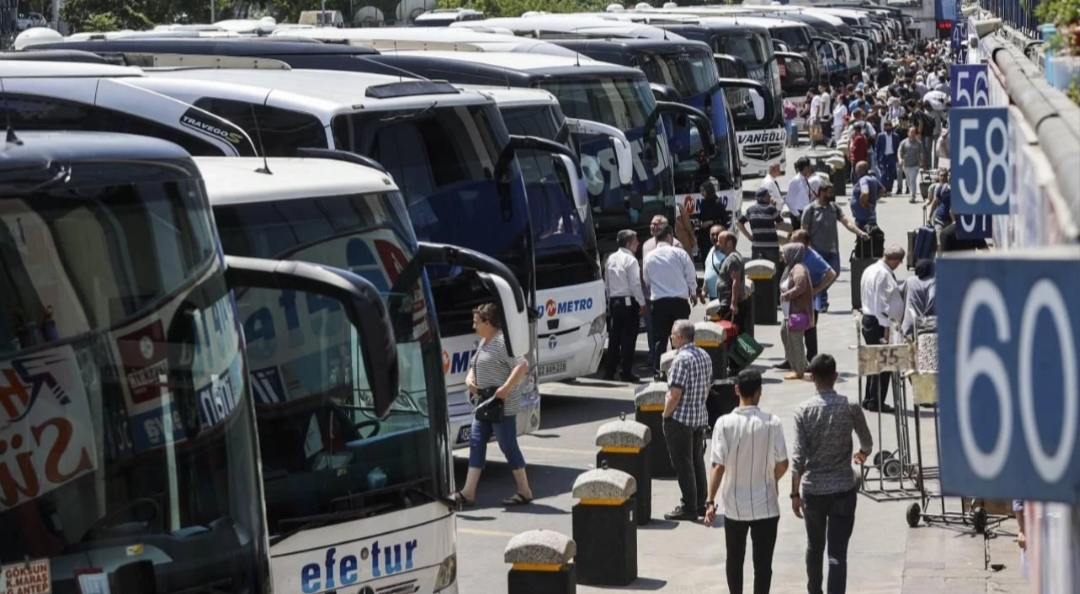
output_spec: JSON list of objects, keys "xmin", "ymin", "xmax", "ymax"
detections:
[
  {"xmin": 950, "ymin": 64, "xmax": 989, "ymax": 108},
  {"xmin": 949, "ymin": 107, "xmax": 1011, "ymax": 215},
  {"xmin": 937, "ymin": 250, "xmax": 1080, "ymax": 503}
]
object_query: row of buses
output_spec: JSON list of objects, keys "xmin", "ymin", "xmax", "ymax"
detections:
[{"xmin": 0, "ymin": 3, "xmax": 905, "ymax": 593}]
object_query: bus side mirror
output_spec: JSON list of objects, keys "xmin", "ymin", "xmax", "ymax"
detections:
[
  {"xmin": 223, "ymin": 255, "xmax": 400, "ymax": 419},
  {"xmin": 750, "ymin": 89, "xmax": 766, "ymax": 121},
  {"xmin": 551, "ymin": 153, "xmax": 590, "ymax": 222},
  {"xmin": 413, "ymin": 242, "xmax": 531, "ymax": 358},
  {"xmin": 565, "ymin": 117, "xmax": 633, "ymax": 186}
]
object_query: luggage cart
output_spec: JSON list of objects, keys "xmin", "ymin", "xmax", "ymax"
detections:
[
  {"xmin": 853, "ymin": 313, "xmax": 922, "ymax": 502},
  {"xmin": 903, "ymin": 329, "xmax": 1009, "ymax": 563}
]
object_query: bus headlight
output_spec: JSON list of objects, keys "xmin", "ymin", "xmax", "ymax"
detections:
[
  {"xmin": 434, "ymin": 553, "xmax": 457, "ymax": 591},
  {"xmin": 588, "ymin": 313, "xmax": 606, "ymax": 337}
]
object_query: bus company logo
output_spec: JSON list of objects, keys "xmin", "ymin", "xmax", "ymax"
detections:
[
  {"xmin": 548, "ymin": 335, "xmax": 558, "ymax": 350},
  {"xmin": 442, "ymin": 345, "xmax": 478, "ymax": 376},
  {"xmin": 180, "ymin": 109, "xmax": 245, "ymax": 146},
  {"xmin": 298, "ymin": 540, "xmax": 417, "ymax": 594},
  {"xmin": 736, "ymin": 130, "xmax": 788, "ymax": 145},
  {"xmin": 537, "ymin": 298, "xmax": 594, "ymax": 318},
  {"xmin": 682, "ymin": 195, "xmax": 697, "ymax": 215}
]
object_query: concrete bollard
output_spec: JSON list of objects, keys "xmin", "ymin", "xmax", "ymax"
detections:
[
  {"xmin": 596, "ymin": 413, "xmax": 653, "ymax": 526},
  {"xmin": 658, "ymin": 349, "xmax": 676, "ymax": 379},
  {"xmin": 704, "ymin": 298, "xmax": 722, "ymax": 321},
  {"xmin": 693, "ymin": 321, "xmax": 728, "ymax": 381},
  {"xmin": 504, "ymin": 529, "xmax": 577, "ymax": 594},
  {"xmin": 634, "ymin": 382, "xmax": 674, "ymax": 479},
  {"xmin": 571, "ymin": 465, "xmax": 638, "ymax": 586},
  {"xmin": 746, "ymin": 259, "xmax": 778, "ymax": 326}
]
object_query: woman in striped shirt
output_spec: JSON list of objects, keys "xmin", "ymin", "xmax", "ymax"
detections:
[{"xmin": 455, "ymin": 303, "xmax": 534, "ymax": 507}]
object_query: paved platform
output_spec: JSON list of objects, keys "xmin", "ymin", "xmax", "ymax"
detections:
[{"xmin": 453, "ymin": 147, "xmax": 1028, "ymax": 593}]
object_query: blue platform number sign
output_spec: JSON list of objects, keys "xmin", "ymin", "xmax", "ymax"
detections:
[
  {"xmin": 955, "ymin": 214, "xmax": 992, "ymax": 239},
  {"xmin": 937, "ymin": 250, "xmax": 1080, "ymax": 503},
  {"xmin": 949, "ymin": 107, "xmax": 1010, "ymax": 215},
  {"xmin": 950, "ymin": 64, "xmax": 989, "ymax": 107}
]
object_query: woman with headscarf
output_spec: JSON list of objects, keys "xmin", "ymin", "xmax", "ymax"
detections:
[
  {"xmin": 779, "ymin": 242, "xmax": 815, "ymax": 380},
  {"xmin": 903, "ymin": 259, "xmax": 936, "ymax": 338}
]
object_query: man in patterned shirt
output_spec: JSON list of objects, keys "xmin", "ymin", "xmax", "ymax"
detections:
[
  {"xmin": 662, "ymin": 319, "xmax": 713, "ymax": 521},
  {"xmin": 790, "ymin": 354, "xmax": 873, "ymax": 594}
]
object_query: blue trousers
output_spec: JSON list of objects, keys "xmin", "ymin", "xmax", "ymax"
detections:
[
  {"xmin": 816, "ymin": 251, "xmax": 842, "ymax": 310},
  {"xmin": 878, "ymin": 155, "xmax": 898, "ymax": 193},
  {"xmin": 468, "ymin": 415, "xmax": 526, "ymax": 470}
]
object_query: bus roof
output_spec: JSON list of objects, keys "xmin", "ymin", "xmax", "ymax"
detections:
[
  {"xmin": 380, "ymin": 49, "xmax": 640, "ymax": 78},
  {"xmin": 27, "ymin": 37, "xmax": 381, "ymax": 57},
  {"xmin": 137, "ymin": 68, "xmax": 491, "ymax": 116},
  {"xmin": 0, "ymin": 131, "xmax": 195, "ymax": 178},
  {"xmin": 549, "ymin": 37, "xmax": 711, "ymax": 55},
  {"xmin": 452, "ymin": 15, "xmax": 684, "ymax": 40},
  {"xmin": 195, "ymin": 157, "xmax": 398, "ymax": 205},
  {"xmin": 0, "ymin": 59, "xmax": 142, "ymax": 78},
  {"xmin": 457, "ymin": 85, "xmax": 560, "ymax": 108}
]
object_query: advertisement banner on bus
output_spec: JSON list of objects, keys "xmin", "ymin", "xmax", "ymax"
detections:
[
  {"xmin": 578, "ymin": 125, "xmax": 673, "ymax": 213},
  {"xmin": 0, "ymin": 345, "xmax": 97, "ymax": 512}
]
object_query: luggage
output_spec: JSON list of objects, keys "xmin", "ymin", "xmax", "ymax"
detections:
[
  {"xmin": 908, "ymin": 226, "xmax": 936, "ymax": 268},
  {"xmin": 854, "ymin": 224, "xmax": 885, "ymax": 259},
  {"xmin": 728, "ymin": 332, "xmax": 764, "ymax": 372},
  {"xmin": 706, "ymin": 379, "xmax": 739, "ymax": 431},
  {"xmin": 849, "ymin": 256, "xmax": 876, "ymax": 311}
]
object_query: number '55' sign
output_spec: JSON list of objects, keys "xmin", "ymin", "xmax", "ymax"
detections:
[
  {"xmin": 949, "ymin": 107, "xmax": 1011, "ymax": 215},
  {"xmin": 937, "ymin": 249, "xmax": 1080, "ymax": 503}
]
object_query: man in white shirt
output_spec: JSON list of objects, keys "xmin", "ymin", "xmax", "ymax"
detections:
[
  {"xmin": 859, "ymin": 244, "xmax": 906, "ymax": 413},
  {"xmin": 784, "ymin": 157, "xmax": 815, "ymax": 231},
  {"xmin": 760, "ymin": 162, "xmax": 785, "ymax": 211},
  {"xmin": 705, "ymin": 369, "xmax": 788, "ymax": 594},
  {"xmin": 643, "ymin": 223, "xmax": 698, "ymax": 377},
  {"xmin": 604, "ymin": 230, "xmax": 646, "ymax": 382},
  {"xmin": 642, "ymin": 214, "xmax": 684, "ymax": 363}
]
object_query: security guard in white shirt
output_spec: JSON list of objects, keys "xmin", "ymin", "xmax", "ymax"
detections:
[
  {"xmin": 604, "ymin": 230, "xmax": 646, "ymax": 382},
  {"xmin": 859, "ymin": 244, "xmax": 907, "ymax": 413}
]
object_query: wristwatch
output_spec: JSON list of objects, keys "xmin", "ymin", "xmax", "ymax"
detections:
[
  {"xmin": 790, "ymin": 493, "xmax": 801, "ymax": 499},
  {"xmin": 705, "ymin": 501, "xmax": 715, "ymax": 509}
]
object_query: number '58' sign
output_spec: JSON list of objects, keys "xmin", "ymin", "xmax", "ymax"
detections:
[
  {"xmin": 937, "ymin": 250, "xmax": 1080, "ymax": 503},
  {"xmin": 949, "ymin": 107, "xmax": 1011, "ymax": 215}
]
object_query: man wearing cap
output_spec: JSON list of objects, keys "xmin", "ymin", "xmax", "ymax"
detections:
[
  {"xmin": 737, "ymin": 186, "xmax": 786, "ymax": 263},
  {"xmin": 802, "ymin": 174, "xmax": 870, "ymax": 313}
]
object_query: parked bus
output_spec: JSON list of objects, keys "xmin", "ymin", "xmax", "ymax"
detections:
[{"xmin": 0, "ymin": 130, "xmax": 404, "ymax": 594}]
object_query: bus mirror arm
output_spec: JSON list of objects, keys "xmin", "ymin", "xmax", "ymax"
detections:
[
  {"xmin": 653, "ymin": 101, "xmax": 716, "ymax": 157},
  {"xmin": 414, "ymin": 242, "xmax": 531, "ymax": 359},
  {"xmin": 296, "ymin": 147, "xmax": 389, "ymax": 175},
  {"xmin": 223, "ymin": 255, "xmax": 400, "ymax": 419},
  {"xmin": 565, "ymin": 118, "xmax": 633, "ymax": 186},
  {"xmin": 494, "ymin": 134, "xmax": 582, "ymax": 210}
]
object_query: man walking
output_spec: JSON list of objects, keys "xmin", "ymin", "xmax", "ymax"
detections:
[
  {"xmin": 791, "ymin": 354, "xmax": 874, "ymax": 594},
  {"xmin": 643, "ymin": 223, "xmax": 698, "ymax": 378},
  {"xmin": 875, "ymin": 120, "xmax": 900, "ymax": 193},
  {"xmin": 662, "ymin": 320, "xmax": 712, "ymax": 521},
  {"xmin": 704, "ymin": 370, "xmax": 788, "ymax": 594},
  {"xmin": 603, "ymin": 229, "xmax": 645, "ymax": 382},
  {"xmin": 801, "ymin": 175, "xmax": 870, "ymax": 312},
  {"xmin": 859, "ymin": 245, "xmax": 906, "ymax": 413},
  {"xmin": 785, "ymin": 157, "xmax": 816, "ymax": 232},
  {"xmin": 898, "ymin": 126, "xmax": 925, "ymax": 203}
]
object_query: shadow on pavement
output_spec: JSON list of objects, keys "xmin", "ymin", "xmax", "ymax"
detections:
[
  {"xmin": 454, "ymin": 459, "xmax": 584, "ymax": 505},
  {"xmin": 536, "ymin": 394, "xmax": 636, "ymax": 430}
]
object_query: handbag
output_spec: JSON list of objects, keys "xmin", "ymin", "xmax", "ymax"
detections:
[
  {"xmin": 788, "ymin": 312, "xmax": 811, "ymax": 332},
  {"xmin": 473, "ymin": 387, "xmax": 505, "ymax": 423}
]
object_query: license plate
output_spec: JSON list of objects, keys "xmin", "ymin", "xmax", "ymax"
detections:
[
  {"xmin": 537, "ymin": 361, "xmax": 567, "ymax": 377},
  {"xmin": 456, "ymin": 425, "xmax": 471, "ymax": 444}
]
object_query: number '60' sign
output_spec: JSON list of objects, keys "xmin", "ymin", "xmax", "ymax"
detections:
[{"xmin": 931, "ymin": 241, "xmax": 1080, "ymax": 510}]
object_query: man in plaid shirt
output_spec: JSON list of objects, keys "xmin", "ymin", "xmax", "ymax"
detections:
[{"xmin": 662, "ymin": 319, "xmax": 713, "ymax": 521}]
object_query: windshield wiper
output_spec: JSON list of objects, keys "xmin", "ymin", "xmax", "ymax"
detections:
[
  {"xmin": 406, "ymin": 486, "xmax": 460, "ymax": 512},
  {"xmin": 380, "ymin": 102, "xmax": 437, "ymax": 123}
]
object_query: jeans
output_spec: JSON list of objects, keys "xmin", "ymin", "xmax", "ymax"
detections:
[
  {"xmin": 725, "ymin": 516, "xmax": 781, "ymax": 594},
  {"xmin": 468, "ymin": 415, "xmax": 526, "ymax": 470},
  {"xmin": 815, "ymin": 251, "xmax": 841, "ymax": 310},
  {"xmin": 860, "ymin": 317, "xmax": 892, "ymax": 406},
  {"xmin": 785, "ymin": 119, "xmax": 798, "ymax": 146},
  {"xmin": 902, "ymin": 165, "xmax": 920, "ymax": 201},
  {"xmin": 803, "ymin": 488, "xmax": 858, "ymax": 594},
  {"xmin": 879, "ymin": 155, "xmax": 897, "ymax": 192},
  {"xmin": 663, "ymin": 417, "xmax": 706, "ymax": 513}
]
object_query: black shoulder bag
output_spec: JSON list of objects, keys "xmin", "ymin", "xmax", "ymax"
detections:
[{"xmin": 473, "ymin": 387, "xmax": 505, "ymax": 423}]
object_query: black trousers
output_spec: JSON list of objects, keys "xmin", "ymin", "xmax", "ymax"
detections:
[
  {"xmin": 725, "ymin": 515, "xmax": 781, "ymax": 594},
  {"xmin": 651, "ymin": 297, "xmax": 691, "ymax": 373},
  {"xmin": 803, "ymin": 488, "xmax": 858, "ymax": 594},
  {"xmin": 805, "ymin": 311, "xmax": 820, "ymax": 362},
  {"xmin": 662, "ymin": 417, "xmax": 706, "ymax": 513},
  {"xmin": 860, "ymin": 316, "xmax": 891, "ymax": 406},
  {"xmin": 605, "ymin": 297, "xmax": 640, "ymax": 377},
  {"xmin": 788, "ymin": 211, "xmax": 802, "ymax": 231}
]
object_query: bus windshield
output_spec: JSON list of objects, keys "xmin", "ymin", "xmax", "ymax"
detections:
[
  {"xmin": 715, "ymin": 32, "xmax": 781, "ymax": 118},
  {"xmin": 499, "ymin": 103, "xmax": 600, "ymax": 290},
  {"xmin": 213, "ymin": 191, "xmax": 447, "ymax": 535},
  {"xmin": 536, "ymin": 76, "xmax": 673, "ymax": 248},
  {"xmin": 771, "ymin": 26, "xmax": 811, "ymax": 52},
  {"xmin": 332, "ymin": 103, "xmax": 531, "ymax": 337},
  {"xmin": 638, "ymin": 50, "xmax": 717, "ymax": 97},
  {"xmin": 0, "ymin": 173, "xmax": 266, "ymax": 591}
]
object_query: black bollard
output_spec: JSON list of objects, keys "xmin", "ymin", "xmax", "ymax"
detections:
[
  {"xmin": 505, "ymin": 529, "xmax": 577, "ymax": 594},
  {"xmin": 747, "ymin": 259, "xmax": 778, "ymax": 326},
  {"xmin": 571, "ymin": 465, "xmax": 638, "ymax": 586},
  {"xmin": 634, "ymin": 382, "xmax": 674, "ymax": 479},
  {"xmin": 596, "ymin": 413, "xmax": 653, "ymax": 526}
]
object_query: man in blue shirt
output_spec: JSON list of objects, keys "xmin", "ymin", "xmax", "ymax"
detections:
[
  {"xmin": 850, "ymin": 161, "xmax": 886, "ymax": 230},
  {"xmin": 774, "ymin": 229, "xmax": 838, "ymax": 371}
]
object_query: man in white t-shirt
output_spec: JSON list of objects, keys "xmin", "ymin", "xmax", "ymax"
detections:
[
  {"xmin": 705, "ymin": 370, "xmax": 789, "ymax": 594},
  {"xmin": 760, "ymin": 162, "xmax": 785, "ymax": 211},
  {"xmin": 808, "ymin": 91, "xmax": 825, "ymax": 148}
]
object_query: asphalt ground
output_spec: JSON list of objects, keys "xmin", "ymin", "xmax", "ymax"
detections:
[{"xmin": 452, "ymin": 146, "xmax": 1027, "ymax": 594}]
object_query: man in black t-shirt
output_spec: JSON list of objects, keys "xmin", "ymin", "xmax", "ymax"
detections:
[{"xmin": 696, "ymin": 180, "xmax": 729, "ymax": 263}]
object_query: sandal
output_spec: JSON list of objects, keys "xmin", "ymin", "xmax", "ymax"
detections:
[
  {"xmin": 784, "ymin": 373, "xmax": 805, "ymax": 381},
  {"xmin": 454, "ymin": 491, "xmax": 475, "ymax": 507},
  {"xmin": 502, "ymin": 493, "xmax": 533, "ymax": 506}
]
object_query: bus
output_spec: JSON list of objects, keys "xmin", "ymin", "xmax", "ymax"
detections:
[
  {"xmin": 0, "ymin": 130, "xmax": 405, "ymax": 594},
  {"xmin": 200, "ymin": 155, "xmax": 530, "ymax": 594}
]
